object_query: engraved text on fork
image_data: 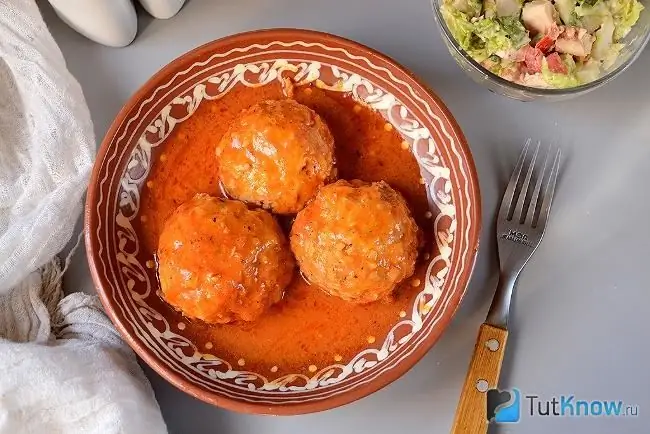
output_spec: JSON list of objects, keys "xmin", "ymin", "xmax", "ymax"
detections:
[{"xmin": 500, "ymin": 230, "xmax": 535, "ymax": 247}]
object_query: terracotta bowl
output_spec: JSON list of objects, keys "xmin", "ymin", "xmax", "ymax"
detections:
[{"xmin": 85, "ymin": 28, "xmax": 481, "ymax": 415}]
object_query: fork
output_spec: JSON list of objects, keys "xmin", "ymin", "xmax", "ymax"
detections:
[{"xmin": 450, "ymin": 140, "xmax": 561, "ymax": 433}]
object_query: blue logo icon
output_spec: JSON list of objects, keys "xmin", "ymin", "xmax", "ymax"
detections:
[{"xmin": 487, "ymin": 388, "xmax": 521, "ymax": 423}]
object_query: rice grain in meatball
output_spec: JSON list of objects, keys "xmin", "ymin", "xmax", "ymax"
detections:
[
  {"xmin": 157, "ymin": 194, "xmax": 295, "ymax": 324},
  {"xmin": 290, "ymin": 180, "xmax": 420, "ymax": 303},
  {"xmin": 217, "ymin": 99, "xmax": 336, "ymax": 214}
]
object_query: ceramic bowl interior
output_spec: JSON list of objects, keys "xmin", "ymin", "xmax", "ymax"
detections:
[
  {"xmin": 432, "ymin": 0, "xmax": 650, "ymax": 101},
  {"xmin": 85, "ymin": 28, "xmax": 481, "ymax": 415}
]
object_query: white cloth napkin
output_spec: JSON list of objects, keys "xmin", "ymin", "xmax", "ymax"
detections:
[
  {"xmin": 0, "ymin": 1, "xmax": 167, "ymax": 432},
  {"xmin": 0, "ymin": 260, "xmax": 168, "ymax": 433}
]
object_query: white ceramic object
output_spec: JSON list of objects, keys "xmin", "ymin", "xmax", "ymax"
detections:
[
  {"xmin": 48, "ymin": 0, "xmax": 137, "ymax": 47},
  {"xmin": 137, "ymin": 0, "xmax": 186, "ymax": 19}
]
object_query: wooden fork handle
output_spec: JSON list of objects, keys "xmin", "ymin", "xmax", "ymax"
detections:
[{"xmin": 450, "ymin": 323, "xmax": 509, "ymax": 434}]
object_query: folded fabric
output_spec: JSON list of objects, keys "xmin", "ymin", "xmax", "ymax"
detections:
[
  {"xmin": 0, "ymin": 0, "xmax": 94, "ymax": 293},
  {"xmin": 0, "ymin": 1, "xmax": 168, "ymax": 432},
  {"xmin": 0, "ymin": 260, "xmax": 168, "ymax": 434}
]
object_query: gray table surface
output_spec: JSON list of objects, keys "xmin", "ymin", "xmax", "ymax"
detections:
[{"xmin": 41, "ymin": 0, "xmax": 650, "ymax": 433}]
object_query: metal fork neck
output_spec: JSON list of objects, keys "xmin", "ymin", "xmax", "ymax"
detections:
[{"xmin": 485, "ymin": 271, "xmax": 520, "ymax": 330}]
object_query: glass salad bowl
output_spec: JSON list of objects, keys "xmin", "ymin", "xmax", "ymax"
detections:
[{"xmin": 432, "ymin": 0, "xmax": 650, "ymax": 101}]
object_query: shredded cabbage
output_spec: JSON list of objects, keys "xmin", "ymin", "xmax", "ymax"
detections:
[
  {"xmin": 495, "ymin": 0, "xmax": 524, "ymax": 17},
  {"xmin": 561, "ymin": 54, "xmax": 577, "ymax": 73},
  {"xmin": 441, "ymin": 5, "xmax": 531, "ymax": 62},
  {"xmin": 541, "ymin": 58, "xmax": 581, "ymax": 87},
  {"xmin": 575, "ymin": 1, "xmax": 610, "ymax": 19},
  {"xmin": 608, "ymin": 0, "xmax": 644, "ymax": 39},
  {"xmin": 592, "ymin": 14, "xmax": 616, "ymax": 59},
  {"xmin": 575, "ymin": 59, "xmax": 602, "ymax": 83},
  {"xmin": 452, "ymin": 0, "xmax": 484, "ymax": 18},
  {"xmin": 556, "ymin": 0, "xmax": 578, "ymax": 25},
  {"xmin": 484, "ymin": 0, "xmax": 497, "ymax": 17},
  {"xmin": 441, "ymin": 4, "xmax": 476, "ymax": 50},
  {"xmin": 498, "ymin": 16, "xmax": 531, "ymax": 48},
  {"xmin": 602, "ymin": 42, "xmax": 624, "ymax": 68}
]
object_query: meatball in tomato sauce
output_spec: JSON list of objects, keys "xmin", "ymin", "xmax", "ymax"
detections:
[
  {"xmin": 290, "ymin": 180, "xmax": 420, "ymax": 303},
  {"xmin": 157, "ymin": 194, "xmax": 295, "ymax": 324},
  {"xmin": 216, "ymin": 99, "xmax": 335, "ymax": 214}
]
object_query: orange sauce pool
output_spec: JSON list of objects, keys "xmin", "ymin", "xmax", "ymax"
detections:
[{"xmin": 140, "ymin": 82, "xmax": 434, "ymax": 377}]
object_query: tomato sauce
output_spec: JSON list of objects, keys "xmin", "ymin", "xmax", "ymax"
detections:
[{"xmin": 140, "ymin": 82, "xmax": 434, "ymax": 376}]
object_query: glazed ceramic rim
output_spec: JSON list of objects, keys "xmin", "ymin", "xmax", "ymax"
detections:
[{"xmin": 85, "ymin": 28, "xmax": 482, "ymax": 415}]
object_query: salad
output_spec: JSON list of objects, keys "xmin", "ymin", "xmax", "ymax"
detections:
[{"xmin": 440, "ymin": 0, "xmax": 645, "ymax": 88}]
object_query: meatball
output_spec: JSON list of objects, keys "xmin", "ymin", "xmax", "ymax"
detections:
[
  {"xmin": 157, "ymin": 194, "xmax": 295, "ymax": 324},
  {"xmin": 290, "ymin": 180, "xmax": 420, "ymax": 303},
  {"xmin": 216, "ymin": 99, "xmax": 336, "ymax": 214}
]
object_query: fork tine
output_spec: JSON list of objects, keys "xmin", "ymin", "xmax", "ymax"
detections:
[
  {"xmin": 513, "ymin": 141, "xmax": 540, "ymax": 223},
  {"xmin": 499, "ymin": 138, "xmax": 531, "ymax": 220},
  {"xmin": 535, "ymin": 147, "xmax": 561, "ymax": 228},
  {"xmin": 525, "ymin": 143, "xmax": 551, "ymax": 225}
]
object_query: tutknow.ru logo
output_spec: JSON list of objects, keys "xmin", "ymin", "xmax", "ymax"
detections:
[{"xmin": 487, "ymin": 388, "xmax": 639, "ymax": 424}]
